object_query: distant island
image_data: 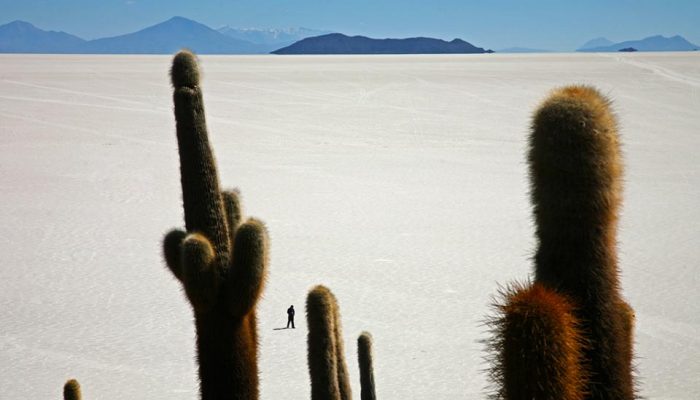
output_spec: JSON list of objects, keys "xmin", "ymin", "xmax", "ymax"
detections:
[{"xmin": 271, "ymin": 33, "xmax": 492, "ymax": 54}]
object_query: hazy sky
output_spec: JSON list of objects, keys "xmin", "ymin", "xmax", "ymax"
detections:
[{"xmin": 1, "ymin": 0, "xmax": 699, "ymax": 50}]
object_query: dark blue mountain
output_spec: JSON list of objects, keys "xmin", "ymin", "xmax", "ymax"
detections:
[
  {"xmin": 79, "ymin": 16, "xmax": 266, "ymax": 54},
  {"xmin": 0, "ymin": 20, "xmax": 85, "ymax": 53},
  {"xmin": 578, "ymin": 35, "xmax": 699, "ymax": 52},
  {"xmin": 272, "ymin": 33, "xmax": 492, "ymax": 54}
]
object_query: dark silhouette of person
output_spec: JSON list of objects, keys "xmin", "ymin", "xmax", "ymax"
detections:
[{"xmin": 287, "ymin": 305, "xmax": 295, "ymax": 329}]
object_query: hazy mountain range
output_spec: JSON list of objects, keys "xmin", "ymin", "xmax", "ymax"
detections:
[
  {"xmin": 577, "ymin": 35, "xmax": 699, "ymax": 52},
  {"xmin": 272, "ymin": 33, "xmax": 492, "ymax": 54},
  {"xmin": 0, "ymin": 20, "xmax": 85, "ymax": 53},
  {"xmin": 0, "ymin": 17, "xmax": 324, "ymax": 54},
  {"xmin": 578, "ymin": 37, "xmax": 615, "ymax": 50},
  {"xmin": 1, "ymin": 17, "xmax": 698, "ymax": 54}
]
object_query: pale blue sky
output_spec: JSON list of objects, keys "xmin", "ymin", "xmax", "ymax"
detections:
[{"xmin": 1, "ymin": 0, "xmax": 699, "ymax": 50}]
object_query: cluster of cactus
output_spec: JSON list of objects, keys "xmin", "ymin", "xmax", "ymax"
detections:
[
  {"xmin": 62, "ymin": 54, "xmax": 637, "ymax": 400},
  {"xmin": 306, "ymin": 285, "xmax": 377, "ymax": 400},
  {"xmin": 487, "ymin": 86, "xmax": 636, "ymax": 400}
]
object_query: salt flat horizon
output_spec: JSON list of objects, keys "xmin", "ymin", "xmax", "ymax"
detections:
[{"xmin": 1, "ymin": 52, "xmax": 698, "ymax": 399}]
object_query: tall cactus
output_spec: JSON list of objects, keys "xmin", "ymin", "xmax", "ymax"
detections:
[
  {"xmin": 357, "ymin": 332, "xmax": 377, "ymax": 400},
  {"xmin": 63, "ymin": 379, "xmax": 82, "ymax": 400},
  {"xmin": 530, "ymin": 86, "xmax": 634, "ymax": 400},
  {"xmin": 490, "ymin": 86, "xmax": 635, "ymax": 400},
  {"xmin": 306, "ymin": 285, "xmax": 353, "ymax": 400},
  {"xmin": 163, "ymin": 50, "xmax": 269, "ymax": 400}
]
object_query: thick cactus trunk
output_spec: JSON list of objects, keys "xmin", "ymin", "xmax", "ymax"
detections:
[{"xmin": 195, "ymin": 312, "xmax": 259, "ymax": 400}]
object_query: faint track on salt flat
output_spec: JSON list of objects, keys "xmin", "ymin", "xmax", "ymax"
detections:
[
  {"xmin": 0, "ymin": 94, "xmax": 168, "ymax": 115},
  {"xmin": 0, "ymin": 110, "xmax": 168, "ymax": 147},
  {"xmin": 1, "ymin": 79, "xmax": 161, "ymax": 107},
  {"xmin": 602, "ymin": 54, "xmax": 700, "ymax": 88}
]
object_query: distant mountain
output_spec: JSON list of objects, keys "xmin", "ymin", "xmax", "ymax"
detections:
[
  {"xmin": 497, "ymin": 47, "xmax": 552, "ymax": 53},
  {"xmin": 0, "ymin": 20, "xmax": 85, "ymax": 53},
  {"xmin": 218, "ymin": 26, "xmax": 332, "ymax": 46},
  {"xmin": 79, "ymin": 16, "xmax": 265, "ymax": 54},
  {"xmin": 578, "ymin": 37, "xmax": 613, "ymax": 50},
  {"xmin": 578, "ymin": 35, "xmax": 700, "ymax": 52},
  {"xmin": 272, "ymin": 33, "xmax": 492, "ymax": 54}
]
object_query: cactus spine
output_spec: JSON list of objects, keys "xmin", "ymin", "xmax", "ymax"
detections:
[
  {"xmin": 63, "ymin": 379, "xmax": 82, "ymax": 400},
  {"xmin": 163, "ymin": 50, "xmax": 269, "ymax": 400},
  {"xmin": 306, "ymin": 285, "xmax": 353, "ymax": 400},
  {"xmin": 357, "ymin": 332, "xmax": 377, "ymax": 400},
  {"xmin": 490, "ymin": 86, "xmax": 635, "ymax": 399}
]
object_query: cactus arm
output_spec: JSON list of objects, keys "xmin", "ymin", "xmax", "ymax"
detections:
[
  {"xmin": 181, "ymin": 233, "xmax": 220, "ymax": 312},
  {"xmin": 225, "ymin": 218, "xmax": 269, "ymax": 317},
  {"xmin": 163, "ymin": 228, "xmax": 187, "ymax": 281},
  {"xmin": 488, "ymin": 283, "xmax": 586, "ymax": 400},
  {"xmin": 222, "ymin": 189, "xmax": 243, "ymax": 240}
]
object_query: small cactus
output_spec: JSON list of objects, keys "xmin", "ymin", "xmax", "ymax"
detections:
[
  {"xmin": 63, "ymin": 379, "xmax": 81, "ymax": 400},
  {"xmin": 163, "ymin": 50, "xmax": 269, "ymax": 400},
  {"xmin": 306, "ymin": 285, "xmax": 352, "ymax": 400},
  {"xmin": 357, "ymin": 332, "xmax": 377, "ymax": 400}
]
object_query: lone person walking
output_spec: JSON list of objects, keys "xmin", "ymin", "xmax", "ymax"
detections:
[{"xmin": 287, "ymin": 305, "xmax": 295, "ymax": 329}]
